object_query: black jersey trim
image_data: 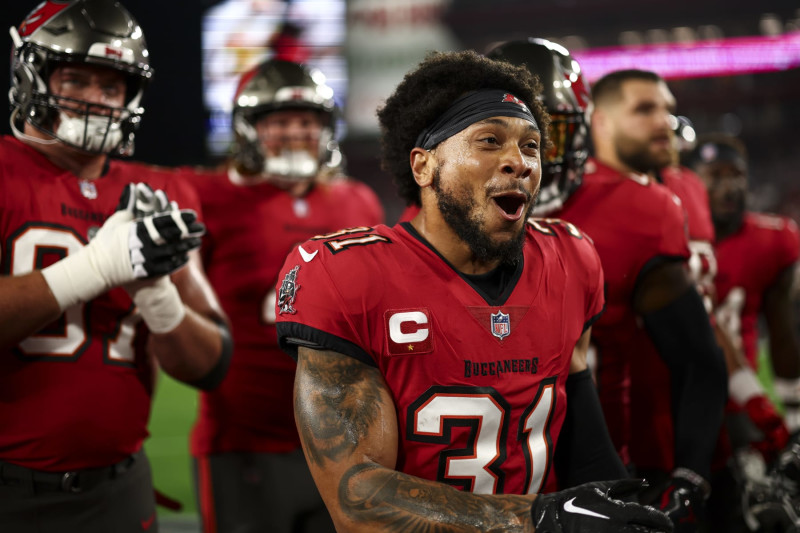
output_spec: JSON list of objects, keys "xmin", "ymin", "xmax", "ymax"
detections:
[
  {"xmin": 633, "ymin": 254, "xmax": 688, "ymax": 299},
  {"xmin": 399, "ymin": 221, "xmax": 523, "ymax": 306},
  {"xmin": 582, "ymin": 302, "xmax": 606, "ymax": 333},
  {"xmin": 276, "ymin": 322, "xmax": 377, "ymax": 367}
]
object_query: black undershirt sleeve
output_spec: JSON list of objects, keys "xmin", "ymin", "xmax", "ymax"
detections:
[
  {"xmin": 554, "ymin": 369, "xmax": 629, "ymax": 488},
  {"xmin": 189, "ymin": 320, "xmax": 234, "ymax": 391},
  {"xmin": 641, "ymin": 286, "xmax": 729, "ymax": 480}
]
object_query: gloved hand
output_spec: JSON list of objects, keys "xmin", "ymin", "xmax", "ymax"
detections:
[
  {"xmin": 41, "ymin": 185, "xmax": 204, "ymax": 313},
  {"xmin": 117, "ymin": 182, "xmax": 202, "ymax": 334},
  {"xmin": 733, "ymin": 447, "xmax": 800, "ymax": 532},
  {"xmin": 530, "ymin": 479, "xmax": 673, "ymax": 532},
  {"xmin": 650, "ymin": 468, "xmax": 710, "ymax": 533},
  {"xmin": 117, "ymin": 182, "xmax": 173, "ymax": 219},
  {"xmin": 744, "ymin": 395, "xmax": 791, "ymax": 462},
  {"xmin": 772, "ymin": 434, "xmax": 800, "ymax": 497}
]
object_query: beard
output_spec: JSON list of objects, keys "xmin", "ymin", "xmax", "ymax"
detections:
[
  {"xmin": 432, "ymin": 166, "xmax": 531, "ymax": 267},
  {"xmin": 615, "ymin": 135, "xmax": 671, "ymax": 174}
]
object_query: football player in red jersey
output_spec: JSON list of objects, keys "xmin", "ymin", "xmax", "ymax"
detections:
[
  {"xmin": 687, "ymin": 135, "xmax": 800, "ymax": 519},
  {"xmin": 187, "ymin": 59, "xmax": 384, "ymax": 533},
  {"xmin": 274, "ymin": 50, "xmax": 673, "ymax": 532},
  {"xmin": 488, "ymin": 42, "xmax": 727, "ymax": 532},
  {"xmin": 0, "ymin": 2, "xmax": 231, "ymax": 532}
]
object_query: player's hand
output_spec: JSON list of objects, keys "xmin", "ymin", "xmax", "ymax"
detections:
[
  {"xmin": 128, "ymin": 208, "xmax": 204, "ymax": 279},
  {"xmin": 649, "ymin": 468, "xmax": 709, "ymax": 533},
  {"xmin": 733, "ymin": 447, "xmax": 800, "ymax": 532},
  {"xmin": 530, "ymin": 479, "xmax": 673, "ymax": 532},
  {"xmin": 744, "ymin": 395, "xmax": 791, "ymax": 462},
  {"xmin": 772, "ymin": 434, "xmax": 800, "ymax": 497},
  {"xmin": 41, "ymin": 188, "xmax": 204, "ymax": 311},
  {"xmin": 117, "ymin": 182, "xmax": 173, "ymax": 219}
]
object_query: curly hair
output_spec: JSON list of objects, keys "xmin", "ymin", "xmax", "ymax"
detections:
[{"xmin": 377, "ymin": 50, "xmax": 549, "ymax": 207}]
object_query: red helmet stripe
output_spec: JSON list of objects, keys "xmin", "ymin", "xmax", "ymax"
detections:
[{"xmin": 18, "ymin": 1, "xmax": 71, "ymax": 38}]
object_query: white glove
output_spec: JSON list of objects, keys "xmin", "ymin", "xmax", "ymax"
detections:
[
  {"xmin": 42, "ymin": 184, "xmax": 204, "ymax": 312},
  {"xmin": 119, "ymin": 183, "xmax": 195, "ymax": 334}
]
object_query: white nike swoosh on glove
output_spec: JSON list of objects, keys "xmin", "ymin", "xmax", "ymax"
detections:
[
  {"xmin": 563, "ymin": 497, "xmax": 610, "ymax": 519},
  {"xmin": 299, "ymin": 245, "xmax": 318, "ymax": 262}
]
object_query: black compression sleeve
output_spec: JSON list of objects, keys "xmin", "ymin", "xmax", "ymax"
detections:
[
  {"xmin": 189, "ymin": 321, "xmax": 233, "ymax": 391},
  {"xmin": 554, "ymin": 369, "xmax": 628, "ymax": 488},
  {"xmin": 641, "ymin": 286, "xmax": 728, "ymax": 480}
]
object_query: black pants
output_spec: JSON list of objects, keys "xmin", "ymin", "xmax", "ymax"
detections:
[
  {"xmin": 0, "ymin": 450, "xmax": 158, "ymax": 533},
  {"xmin": 193, "ymin": 449, "xmax": 334, "ymax": 533}
]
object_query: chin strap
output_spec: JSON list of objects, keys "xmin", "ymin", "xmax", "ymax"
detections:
[{"xmin": 8, "ymin": 108, "xmax": 59, "ymax": 146}]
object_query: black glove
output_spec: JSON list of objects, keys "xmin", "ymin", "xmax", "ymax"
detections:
[
  {"xmin": 732, "ymin": 447, "xmax": 800, "ymax": 532},
  {"xmin": 647, "ymin": 468, "xmax": 709, "ymax": 533},
  {"xmin": 129, "ymin": 208, "xmax": 204, "ymax": 278},
  {"xmin": 772, "ymin": 434, "xmax": 800, "ymax": 497},
  {"xmin": 530, "ymin": 479, "xmax": 673, "ymax": 533}
]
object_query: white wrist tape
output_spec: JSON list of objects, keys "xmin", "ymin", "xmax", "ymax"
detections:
[
  {"xmin": 729, "ymin": 367, "xmax": 765, "ymax": 406},
  {"xmin": 41, "ymin": 247, "xmax": 108, "ymax": 310},
  {"xmin": 131, "ymin": 277, "xmax": 186, "ymax": 334},
  {"xmin": 41, "ymin": 210, "xmax": 136, "ymax": 311}
]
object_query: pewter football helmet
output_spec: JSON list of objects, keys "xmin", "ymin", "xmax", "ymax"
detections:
[{"xmin": 9, "ymin": 0, "xmax": 153, "ymax": 155}]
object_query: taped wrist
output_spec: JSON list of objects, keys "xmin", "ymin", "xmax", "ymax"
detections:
[
  {"xmin": 729, "ymin": 367, "xmax": 766, "ymax": 406},
  {"xmin": 775, "ymin": 377, "xmax": 800, "ymax": 433},
  {"xmin": 41, "ymin": 247, "xmax": 108, "ymax": 310},
  {"xmin": 130, "ymin": 277, "xmax": 186, "ymax": 334}
]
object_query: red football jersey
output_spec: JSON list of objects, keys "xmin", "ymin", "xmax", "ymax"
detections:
[
  {"xmin": 0, "ymin": 136, "xmax": 201, "ymax": 471},
  {"xmin": 715, "ymin": 212, "xmax": 800, "ymax": 367},
  {"xmin": 552, "ymin": 158, "xmax": 690, "ymax": 464},
  {"xmin": 629, "ymin": 165, "xmax": 717, "ymax": 472},
  {"xmin": 187, "ymin": 168, "xmax": 384, "ymax": 455},
  {"xmin": 275, "ymin": 220, "xmax": 604, "ymax": 495}
]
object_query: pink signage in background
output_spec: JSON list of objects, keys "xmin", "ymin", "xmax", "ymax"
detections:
[{"xmin": 573, "ymin": 32, "xmax": 800, "ymax": 82}]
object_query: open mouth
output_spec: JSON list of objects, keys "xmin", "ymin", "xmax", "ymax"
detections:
[{"xmin": 492, "ymin": 192, "xmax": 528, "ymax": 221}]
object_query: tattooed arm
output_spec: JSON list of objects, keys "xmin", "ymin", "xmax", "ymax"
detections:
[{"xmin": 293, "ymin": 346, "xmax": 535, "ymax": 532}]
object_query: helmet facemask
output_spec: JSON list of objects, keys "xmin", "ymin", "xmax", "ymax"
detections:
[
  {"xmin": 231, "ymin": 60, "xmax": 340, "ymax": 186},
  {"xmin": 486, "ymin": 38, "xmax": 590, "ymax": 216},
  {"xmin": 535, "ymin": 111, "xmax": 588, "ymax": 215}
]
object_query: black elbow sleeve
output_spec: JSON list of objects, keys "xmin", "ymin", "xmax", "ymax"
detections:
[
  {"xmin": 554, "ymin": 369, "xmax": 628, "ymax": 488},
  {"xmin": 189, "ymin": 321, "xmax": 233, "ymax": 391},
  {"xmin": 641, "ymin": 287, "xmax": 728, "ymax": 478}
]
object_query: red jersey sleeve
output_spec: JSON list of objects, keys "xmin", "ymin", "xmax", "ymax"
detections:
[{"xmin": 274, "ymin": 229, "xmax": 380, "ymax": 367}]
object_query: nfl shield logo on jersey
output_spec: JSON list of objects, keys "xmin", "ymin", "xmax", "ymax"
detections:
[
  {"xmin": 491, "ymin": 311, "xmax": 510, "ymax": 340},
  {"xmin": 278, "ymin": 265, "xmax": 300, "ymax": 315}
]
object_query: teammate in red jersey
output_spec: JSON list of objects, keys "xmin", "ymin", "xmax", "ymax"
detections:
[
  {"xmin": 275, "ymin": 50, "xmax": 672, "ymax": 532},
  {"xmin": 187, "ymin": 58, "xmax": 384, "ymax": 533},
  {"xmin": 0, "ymin": 2, "xmax": 231, "ymax": 532},
  {"xmin": 487, "ymin": 42, "xmax": 727, "ymax": 532},
  {"xmin": 684, "ymin": 134, "xmax": 800, "ymax": 531}
]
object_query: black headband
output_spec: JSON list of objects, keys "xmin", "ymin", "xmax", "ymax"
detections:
[
  {"xmin": 688, "ymin": 141, "xmax": 746, "ymax": 168},
  {"xmin": 414, "ymin": 89, "xmax": 538, "ymax": 150}
]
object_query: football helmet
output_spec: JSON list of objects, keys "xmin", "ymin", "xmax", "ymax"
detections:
[
  {"xmin": 487, "ymin": 38, "xmax": 589, "ymax": 215},
  {"xmin": 9, "ymin": 0, "xmax": 153, "ymax": 156},
  {"xmin": 232, "ymin": 58, "xmax": 340, "ymax": 184}
]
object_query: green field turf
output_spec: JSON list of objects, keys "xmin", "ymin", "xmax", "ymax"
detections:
[{"xmin": 145, "ymin": 372, "xmax": 200, "ymax": 519}]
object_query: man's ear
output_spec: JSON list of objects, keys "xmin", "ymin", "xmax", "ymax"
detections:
[{"xmin": 410, "ymin": 147, "xmax": 435, "ymax": 188}]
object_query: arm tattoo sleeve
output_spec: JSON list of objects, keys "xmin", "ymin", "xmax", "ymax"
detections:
[
  {"xmin": 296, "ymin": 348, "xmax": 386, "ymax": 466},
  {"xmin": 340, "ymin": 463, "xmax": 533, "ymax": 533}
]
